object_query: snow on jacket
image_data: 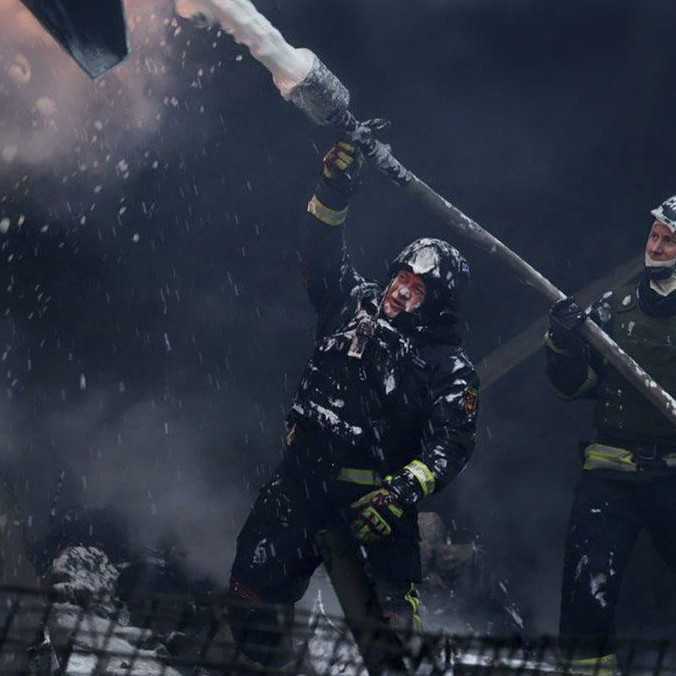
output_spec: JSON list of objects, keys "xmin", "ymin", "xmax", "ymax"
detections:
[{"xmin": 289, "ymin": 181, "xmax": 479, "ymax": 492}]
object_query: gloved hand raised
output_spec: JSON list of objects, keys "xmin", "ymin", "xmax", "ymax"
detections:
[
  {"xmin": 320, "ymin": 140, "xmax": 364, "ymax": 197},
  {"xmin": 350, "ymin": 487, "xmax": 405, "ymax": 544},
  {"xmin": 548, "ymin": 296, "xmax": 587, "ymax": 352}
]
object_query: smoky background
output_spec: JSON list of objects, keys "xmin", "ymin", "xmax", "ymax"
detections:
[{"xmin": 0, "ymin": 0, "xmax": 675, "ymax": 635}]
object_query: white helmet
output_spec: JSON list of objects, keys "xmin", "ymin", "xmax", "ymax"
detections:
[
  {"xmin": 646, "ymin": 195, "xmax": 676, "ymax": 282},
  {"xmin": 651, "ymin": 195, "xmax": 676, "ymax": 232}
]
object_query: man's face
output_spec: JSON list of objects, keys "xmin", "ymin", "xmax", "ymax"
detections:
[
  {"xmin": 646, "ymin": 220, "xmax": 676, "ymax": 263},
  {"xmin": 382, "ymin": 270, "xmax": 426, "ymax": 319}
]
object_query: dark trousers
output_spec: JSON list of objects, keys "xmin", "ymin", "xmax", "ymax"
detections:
[
  {"xmin": 559, "ymin": 472, "xmax": 676, "ymax": 657},
  {"xmin": 229, "ymin": 461, "xmax": 421, "ymax": 666}
]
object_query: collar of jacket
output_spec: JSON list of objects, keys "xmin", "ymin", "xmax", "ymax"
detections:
[
  {"xmin": 393, "ymin": 307, "xmax": 463, "ymax": 347},
  {"xmin": 638, "ymin": 272, "xmax": 676, "ymax": 318}
]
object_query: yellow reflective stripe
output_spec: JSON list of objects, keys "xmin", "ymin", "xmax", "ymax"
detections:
[
  {"xmin": 573, "ymin": 366, "xmax": 598, "ymax": 397},
  {"xmin": 554, "ymin": 366, "xmax": 598, "ymax": 400},
  {"xmin": 405, "ymin": 459, "xmax": 436, "ymax": 497},
  {"xmin": 544, "ymin": 332, "xmax": 598, "ymax": 398},
  {"xmin": 307, "ymin": 195, "xmax": 348, "ymax": 226},
  {"xmin": 544, "ymin": 330, "xmax": 574, "ymax": 356},
  {"xmin": 404, "ymin": 583, "xmax": 423, "ymax": 633},
  {"xmin": 569, "ymin": 654, "xmax": 617, "ymax": 676},
  {"xmin": 552, "ymin": 366, "xmax": 597, "ymax": 399},
  {"xmin": 583, "ymin": 444, "xmax": 636, "ymax": 472},
  {"xmin": 337, "ymin": 468, "xmax": 382, "ymax": 486}
]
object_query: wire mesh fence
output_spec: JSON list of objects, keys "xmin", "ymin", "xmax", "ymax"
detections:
[{"xmin": 0, "ymin": 585, "xmax": 673, "ymax": 675}]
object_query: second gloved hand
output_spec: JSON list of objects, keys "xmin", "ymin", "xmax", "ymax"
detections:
[
  {"xmin": 350, "ymin": 487, "xmax": 405, "ymax": 544},
  {"xmin": 548, "ymin": 296, "xmax": 587, "ymax": 352}
]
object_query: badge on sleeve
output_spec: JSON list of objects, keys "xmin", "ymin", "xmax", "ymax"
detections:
[{"xmin": 463, "ymin": 387, "xmax": 479, "ymax": 416}]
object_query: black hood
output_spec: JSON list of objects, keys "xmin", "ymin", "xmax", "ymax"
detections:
[{"xmin": 386, "ymin": 238, "xmax": 470, "ymax": 345}]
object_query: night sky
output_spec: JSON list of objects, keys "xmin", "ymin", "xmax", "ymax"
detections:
[{"xmin": 1, "ymin": 0, "xmax": 676, "ymax": 635}]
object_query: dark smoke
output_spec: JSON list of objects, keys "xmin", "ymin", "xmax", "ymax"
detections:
[{"xmin": 0, "ymin": 0, "xmax": 675, "ymax": 632}]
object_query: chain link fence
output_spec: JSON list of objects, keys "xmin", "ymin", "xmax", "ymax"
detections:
[{"xmin": 0, "ymin": 585, "xmax": 673, "ymax": 675}]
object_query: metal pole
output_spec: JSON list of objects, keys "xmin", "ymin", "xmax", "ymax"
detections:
[
  {"xmin": 328, "ymin": 106, "xmax": 676, "ymax": 425},
  {"xmin": 178, "ymin": 1, "xmax": 676, "ymax": 423},
  {"xmin": 401, "ymin": 174, "xmax": 676, "ymax": 426}
]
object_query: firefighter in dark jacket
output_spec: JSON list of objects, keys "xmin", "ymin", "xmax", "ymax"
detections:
[
  {"xmin": 228, "ymin": 141, "xmax": 479, "ymax": 666},
  {"xmin": 545, "ymin": 196, "xmax": 676, "ymax": 674}
]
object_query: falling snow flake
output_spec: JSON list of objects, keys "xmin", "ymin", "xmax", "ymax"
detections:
[{"xmin": 1, "ymin": 146, "xmax": 18, "ymax": 163}]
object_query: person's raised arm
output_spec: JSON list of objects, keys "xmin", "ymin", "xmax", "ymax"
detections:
[{"xmin": 299, "ymin": 141, "xmax": 365, "ymax": 316}]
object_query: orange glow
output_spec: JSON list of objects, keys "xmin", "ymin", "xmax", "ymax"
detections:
[
  {"xmin": 0, "ymin": 0, "xmax": 58, "ymax": 45},
  {"xmin": 0, "ymin": 0, "xmax": 179, "ymax": 165}
]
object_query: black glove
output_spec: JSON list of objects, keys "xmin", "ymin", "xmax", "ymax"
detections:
[
  {"xmin": 548, "ymin": 296, "xmax": 587, "ymax": 352},
  {"xmin": 320, "ymin": 140, "xmax": 364, "ymax": 197}
]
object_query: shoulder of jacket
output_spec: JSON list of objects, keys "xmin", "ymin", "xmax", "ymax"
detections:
[
  {"xmin": 349, "ymin": 279, "xmax": 380, "ymax": 300},
  {"xmin": 587, "ymin": 289, "xmax": 616, "ymax": 326},
  {"xmin": 421, "ymin": 345, "xmax": 476, "ymax": 377},
  {"xmin": 603, "ymin": 281, "xmax": 639, "ymax": 315}
]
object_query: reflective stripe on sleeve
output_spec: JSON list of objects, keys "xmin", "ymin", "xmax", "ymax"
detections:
[
  {"xmin": 544, "ymin": 332, "xmax": 598, "ymax": 398},
  {"xmin": 404, "ymin": 459, "xmax": 436, "ymax": 497},
  {"xmin": 307, "ymin": 195, "xmax": 349, "ymax": 226},
  {"xmin": 572, "ymin": 365, "xmax": 599, "ymax": 397},
  {"xmin": 544, "ymin": 330, "xmax": 573, "ymax": 356}
]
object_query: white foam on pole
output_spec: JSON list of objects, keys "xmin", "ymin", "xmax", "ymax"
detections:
[{"xmin": 175, "ymin": 0, "xmax": 315, "ymax": 97}]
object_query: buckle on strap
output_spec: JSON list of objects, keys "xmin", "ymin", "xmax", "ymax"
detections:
[
  {"xmin": 633, "ymin": 442, "xmax": 675, "ymax": 470},
  {"xmin": 623, "ymin": 436, "xmax": 676, "ymax": 465}
]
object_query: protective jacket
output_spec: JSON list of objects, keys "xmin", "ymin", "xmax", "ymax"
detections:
[
  {"xmin": 228, "ymin": 175, "xmax": 480, "ymax": 667},
  {"xmin": 545, "ymin": 274, "xmax": 676, "ymax": 474},
  {"xmin": 291, "ymin": 180, "xmax": 479, "ymax": 497}
]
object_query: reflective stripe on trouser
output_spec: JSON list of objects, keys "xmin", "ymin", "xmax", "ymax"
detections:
[
  {"xmin": 378, "ymin": 579, "xmax": 423, "ymax": 633},
  {"xmin": 565, "ymin": 654, "xmax": 617, "ymax": 676},
  {"xmin": 583, "ymin": 443, "xmax": 676, "ymax": 471},
  {"xmin": 404, "ymin": 583, "xmax": 423, "ymax": 633}
]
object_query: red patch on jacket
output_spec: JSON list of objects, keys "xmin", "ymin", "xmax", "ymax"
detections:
[{"xmin": 463, "ymin": 387, "xmax": 479, "ymax": 416}]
